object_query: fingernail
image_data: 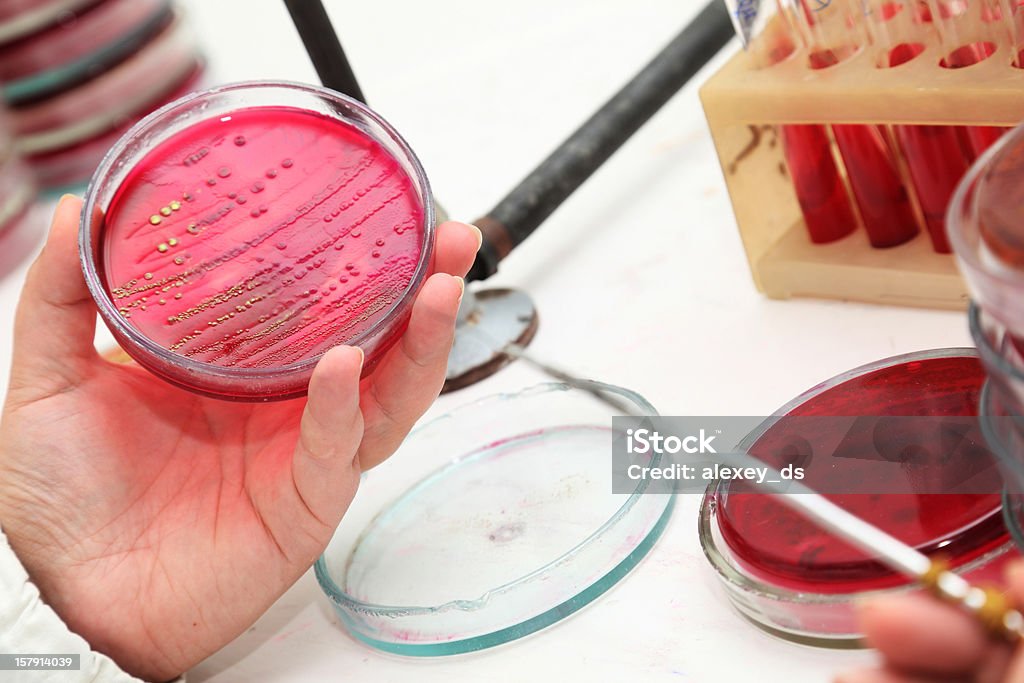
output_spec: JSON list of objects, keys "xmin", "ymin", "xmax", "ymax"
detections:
[
  {"xmin": 56, "ymin": 193, "xmax": 80, "ymax": 213},
  {"xmin": 332, "ymin": 345, "xmax": 363, "ymax": 373},
  {"xmin": 852, "ymin": 596, "xmax": 881, "ymax": 618},
  {"xmin": 454, "ymin": 275, "xmax": 465, "ymax": 304},
  {"xmin": 470, "ymin": 224, "xmax": 483, "ymax": 252}
]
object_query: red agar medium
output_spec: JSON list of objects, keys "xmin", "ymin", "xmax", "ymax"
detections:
[
  {"xmin": 97, "ymin": 105, "xmax": 427, "ymax": 397},
  {"xmin": 717, "ymin": 355, "xmax": 1008, "ymax": 593}
]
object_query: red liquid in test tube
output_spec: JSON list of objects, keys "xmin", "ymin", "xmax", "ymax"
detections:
[
  {"xmin": 961, "ymin": 126, "xmax": 1007, "ymax": 160},
  {"xmin": 790, "ymin": 2, "xmax": 922, "ymax": 248},
  {"xmin": 893, "ymin": 125, "xmax": 969, "ymax": 253},
  {"xmin": 780, "ymin": 123, "xmax": 859, "ymax": 243},
  {"xmin": 832, "ymin": 124, "xmax": 919, "ymax": 248},
  {"xmin": 890, "ymin": 1, "xmax": 1002, "ymax": 252},
  {"xmin": 742, "ymin": 8, "xmax": 861, "ymax": 244}
]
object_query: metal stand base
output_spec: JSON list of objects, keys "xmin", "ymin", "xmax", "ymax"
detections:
[{"xmin": 443, "ymin": 287, "xmax": 538, "ymax": 393}]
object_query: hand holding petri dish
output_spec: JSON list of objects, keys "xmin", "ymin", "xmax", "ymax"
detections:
[{"xmin": 80, "ymin": 81, "xmax": 435, "ymax": 401}]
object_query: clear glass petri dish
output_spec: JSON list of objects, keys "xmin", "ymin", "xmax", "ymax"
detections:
[
  {"xmin": 79, "ymin": 80, "xmax": 435, "ymax": 400},
  {"xmin": 315, "ymin": 382, "xmax": 674, "ymax": 656},
  {"xmin": 971, "ymin": 304, "xmax": 1024, "ymax": 552},
  {"xmin": 699, "ymin": 349, "xmax": 1018, "ymax": 646}
]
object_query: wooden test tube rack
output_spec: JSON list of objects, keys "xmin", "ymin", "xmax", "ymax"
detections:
[{"xmin": 700, "ymin": 33, "xmax": 1024, "ymax": 310}]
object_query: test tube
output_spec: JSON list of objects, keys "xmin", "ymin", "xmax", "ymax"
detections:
[
  {"xmin": 755, "ymin": 0, "xmax": 859, "ymax": 244},
  {"xmin": 1006, "ymin": 0, "xmax": 1024, "ymax": 67},
  {"xmin": 789, "ymin": 0, "xmax": 922, "ymax": 248},
  {"xmin": 984, "ymin": 0, "xmax": 1024, "ymax": 156},
  {"xmin": 945, "ymin": 0, "xmax": 1010, "ymax": 168},
  {"xmin": 887, "ymin": 0, "xmax": 1002, "ymax": 252}
]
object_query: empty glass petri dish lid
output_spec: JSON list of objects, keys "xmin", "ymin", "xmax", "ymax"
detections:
[{"xmin": 315, "ymin": 382, "xmax": 674, "ymax": 655}]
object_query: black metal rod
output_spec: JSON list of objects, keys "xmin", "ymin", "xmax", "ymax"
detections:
[
  {"xmin": 283, "ymin": 0, "xmax": 366, "ymax": 102},
  {"xmin": 469, "ymin": 0, "xmax": 733, "ymax": 281}
]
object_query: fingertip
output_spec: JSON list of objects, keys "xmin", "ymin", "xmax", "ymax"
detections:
[
  {"xmin": 438, "ymin": 219, "xmax": 479, "ymax": 243},
  {"xmin": 855, "ymin": 594, "xmax": 989, "ymax": 675},
  {"xmin": 56, "ymin": 193, "xmax": 82, "ymax": 210},
  {"xmin": 856, "ymin": 595, "xmax": 928, "ymax": 646},
  {"xmin": 37, "ymin": 194, "xmax": 83, "ymax": 271},
  {"xmin": 1006, "ymin": 559, "xmax": 1024, "ymax": 606},
  {"xmin": 434, "ymin": 221, "xmax": 482, "ymax": 277},
  {"xmin": 415, "ymin": 272, "xmax": 465, "ymax": 316},
  {"xmin": 312, "ymin": 345, "xmax": 364, "ymax": 388},
  {"xmin": 308, "ymin": 346, "xmax": 363, "ymax": 412},
  {"xmin": 50, "ymin": 194, "xmax": 82, "ymax": 234},
  {"xmin": 439, "ymin": 272, "xmax": 465, "ymax": 300},
  {"xmin": 1006, "ymin": 558, "xmax": 1024, "ymax": 585}
]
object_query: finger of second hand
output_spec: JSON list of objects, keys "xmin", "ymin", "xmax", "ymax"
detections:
[
  {"xmin": 998, "ymin": 561, "xmax": 1024, "ymax": 683},
  {"xmin": 856, "ymin": 595, "xmax": 1008, "ymax": 678},
  {"xmin": 357, "ymin": 272, "xmax": 463, "ymax": 470}
]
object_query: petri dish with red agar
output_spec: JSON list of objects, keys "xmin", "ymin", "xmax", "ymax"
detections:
[
  {"xmin": 699, "ymin": 349, "xmax": 1018, "ymax": 645},
  {"xmin": 80, "ymin": 81, "xmax": 435, "ymax": 401}
]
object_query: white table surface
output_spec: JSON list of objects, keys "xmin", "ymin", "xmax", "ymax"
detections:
[{"xmin": 0, "ymin": 0, "xmax": 979, "ymax": 680}]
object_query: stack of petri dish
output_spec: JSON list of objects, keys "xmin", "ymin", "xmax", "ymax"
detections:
[
  {"xmin": 0, "ymin": 112, "xmax": 35, "ymax": 242},
  {"xmin": 948, "ymin": 122, "xmax": 1024, "ymax": 549},
  {"xmin": 0, "ymin": 0, "xmax": 204, "ymax": 190}
]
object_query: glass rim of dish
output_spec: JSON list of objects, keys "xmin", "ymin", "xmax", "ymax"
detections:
[
  {"xmin": 698, "ymin": 346, "xmax": 1015, "ymax": 605},
  {"xmin": 79, "ymin": 79, "xmax": 435, "ymax": 381},
  {"xmin": 969, "ymin": 302, "xmax": 1024, "ymax": 384},
  {"xmin": 947, "ymin": 122, "xmax": 1024, "ymax": 327},
  {"xmin": 314, "ymin": 380, "xmax": 665, "ymax": 617}
]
